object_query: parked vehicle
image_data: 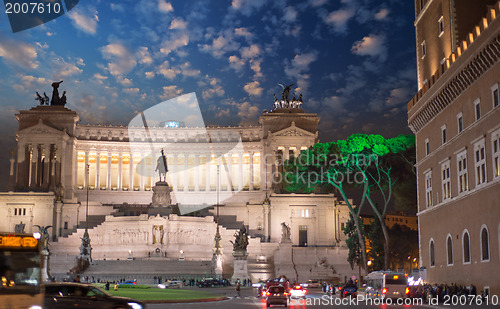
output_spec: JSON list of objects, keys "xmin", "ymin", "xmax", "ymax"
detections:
[
  {"xmin": 197, "ymin": 278, "xmax": 220, "ymax": 287},
  {"xmin": 119, "ymin": 280, "xmax": 137, "ymax": 285},
  {"xmin": 266, "ymin": 285, "xmax": 288, "ymax": 307},
  {"xmin": 44, "ymin": 282, "xmax": 145, "ymax": 309}
]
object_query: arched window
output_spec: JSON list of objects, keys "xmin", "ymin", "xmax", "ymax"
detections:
[
  {"xmin": 430, "ymin": 239, "xmax": 435, "ymax": 267},
  {"xmin": 481, "ymin": 225, "xmax": 490, "ymax": 261},
  {"xmin": 463, "ymin": 230, "xmax": 470, "ymax": 263},
  {"xmin": 447, "ymin": 235, "xmax": 453, "ymax": 265}
]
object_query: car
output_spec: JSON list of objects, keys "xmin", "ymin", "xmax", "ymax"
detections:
[
  {"xmin": 44, "ymin": 282, "xmax": 146, "ymax": 309},
  {"xmin": 306, "ymin": 280, "xmax": 321, "ymax": 288},
  {"xmin": 119, "ymin": 280, "xmax": 137, "ymax": 285},
  {"xmin": 266, "ymin": 285, "xmax": 288, "ymax": 307},
  {"xmin": 166, "ymin": 280, "xmax": 182, "ymax": 288},
  {"xmin": 197, "ymin": 278, "xmax": 220, "ymax": 287},
  {"xmin": 290, "ymin": 285, "xmax": 307, "ymax": 299}
]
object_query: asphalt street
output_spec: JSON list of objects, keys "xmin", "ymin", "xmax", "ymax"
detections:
[{"xmin": 147, "ymin": 286, "xmax": 500, "ymax": 309}]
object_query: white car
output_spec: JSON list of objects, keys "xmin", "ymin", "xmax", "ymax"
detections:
[
  {"xmin": 158, "ymin": 280, "xmax": 182, "ymax": 289},
  {"xmin": 290, "ymin": 285, "xmax": 307, "ymax": 299}
]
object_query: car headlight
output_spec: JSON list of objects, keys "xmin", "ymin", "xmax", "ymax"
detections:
[
  {"xmin": 128, "ymin": 302, "xmax": 143, "ymax": 309},
  {"xmin": 29, "ymin": 306, "xmax": 42, "ymax": 309}
]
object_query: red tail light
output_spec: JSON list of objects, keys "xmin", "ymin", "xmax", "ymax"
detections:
[
  {"xmin": 405, "ymin": 287, "xmax": 410, "ymax": 295},
  {"xmin": 284, "ymin": 292, "xmax": 289, "ymax": 296},
  {"xmin": 266, "ymin": 292, "xmax": 270, "ymax": 296},
  {"xmin": 382, "ymin": 288, "xmax": 387, "ymax": 294}
]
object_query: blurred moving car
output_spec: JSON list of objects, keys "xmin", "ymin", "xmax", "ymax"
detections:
[
  {"xmin": 290, "ymin": 285, "xmax": 307, "ymax": 299},
  {"xmin": 119, "ymin": 280, "xmax": 137, "ymax": 285},
  {"xmin": 266, "ymin": 285, "xmax": 288, "ymax": 307},
  {"xmin": 44, "ymin": 282, "xmax": 145, "ymax": 309},
  {"xmin": 158, "ymin": 280, "xmax": 182, "ymax": 289},
  {"xmin": 341, "ymin": 286, "xmax": 358, "ymax": 299},
  {"xmin": 300, "ymin": 280, "xmax": 320, "ymax": 288}
]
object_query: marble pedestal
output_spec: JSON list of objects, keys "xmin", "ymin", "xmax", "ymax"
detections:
[
  {"xmin": 151, "ymin": 181, "xmax": 171, "ymax": 207},
  {"xmin": 40, "ymin": 249, "xmax": 51, "ymax": 282},
  {"xmin": 231, "ymin": 250, "xmax": 249, "ymax": 283}
]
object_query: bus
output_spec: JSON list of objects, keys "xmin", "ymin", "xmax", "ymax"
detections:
[
  {"xmin": 365, "ymin": 271, "xmax": 408, "ymax": 299},
  {"xmin": 0, "ymin": 232, "xmax": 44, "ymax": 309}
]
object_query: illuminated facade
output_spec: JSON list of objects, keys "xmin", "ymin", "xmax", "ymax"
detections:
[
  {"xmin": 409, "ymin": 0, "xmax": 500, "ymax": 295},
  {"xmin": 0, "ymin": 100, "xmax": 356, "ymax": 282}
]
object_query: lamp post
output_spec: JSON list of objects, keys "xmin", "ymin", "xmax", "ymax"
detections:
[
  {"xmin": 79, "ymin": 164, "xmax": 91, "ymax": 265},
  {"xmin": 212, "ymin": 164, "xmax": 223, "ymax": 278}
]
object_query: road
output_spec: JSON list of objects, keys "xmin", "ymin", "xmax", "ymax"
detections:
[{"xmin": 147, "ymin": 287, "xmax": 500, "ymax": 309}]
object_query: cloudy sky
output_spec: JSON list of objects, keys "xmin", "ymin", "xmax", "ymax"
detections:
[{"xmin": 0, "ymin": 0, "xmax": 417, "ymax": 189}]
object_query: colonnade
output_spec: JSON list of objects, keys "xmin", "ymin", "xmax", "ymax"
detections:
[{"xmin": 76, "ymin": 150, "xmax": 261, "ymax": 192}]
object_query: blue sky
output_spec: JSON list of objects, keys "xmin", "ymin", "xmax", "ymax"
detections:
[{"xmin": 0, "ymin": 0, "xmax": 417, "ymax": 188}]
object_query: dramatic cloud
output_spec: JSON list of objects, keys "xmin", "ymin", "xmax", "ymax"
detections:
[
  {"xmin": 374, "ymin": 8, "xmax": 390, "ymax": 20},
  {"xmin": 160, "ymin": 85, "xmax": 183, "ymax": 100},
  {"xmin": 351, "ymin": 34, "xmax": 387, "ymax": 61},
  {"xmin": 123, "ymin": 88, "xmax": 140, "ymax": 94},
  {"xmin": 240, "ymin": 44, "xmax": 261, "ymax": 59},
  {"xmin": 67, "ymin": 8, "xmax": 99, "ymax": 35},
  {"xmin": 160, "ymin": 32, "xmax": 190, "ymax": 56},
  {"xmin": 169, "ymin": 18, "xmax": 188, "ymax": 30},
  {"xmin": 158, "ymin": 0, "xmax": 173, "ymax": 13},
  {"xmin": 231, "ymin": 0, "xmax": 266, "ymax": 16},
  {"xmin": 237, "ymin": 101, "xmax": 260, "ymax": 124},
  {"xmin": 283, "ymin": 6, "xmax": 298, "ymax": 22},
  {"xmin": 101, "ymin": 43, "xmax": 137, "ymax": 77},
  {"xmin": 228, "ymin": 55, "xmax": 245, "ymax": 72},
  {"xmin": 324, "ymin": 8, "xmax": 355, "ymax": 33},
  {"xmin": 51, "ymin": 57, "xmax": 84, "ymax": 77},
  {"xmin": 157, "ymin": 61, "xmax": 179, "ymax": 80},
  {"xmin": 137, "ymin": 47, "xmax": 153, "ymax": 65},
  {"xmin": 0, "ymin": 35, "xmax": 38, "ymax": 69},
  {"xmin": 243, "ymin": 80, "xmax": 263, "ymax": 96},
  {"xmin": 284, "ymin": 51, "xmax": 318, "ymax": 93},
  {"xmin": 200, "ymin": 34, "xmax": 240, "ymax": 58},
  {"xmin": 202, "ymin": 77, "xmax": 225, "ymax": 100},
  {"xmin": 234, "ymin": 27, "xmax": 253, "ymax": 40}
]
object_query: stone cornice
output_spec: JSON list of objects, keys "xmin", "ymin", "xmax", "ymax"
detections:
[{"xmin": 408, "ymin": 33, "xmax": 500, "ymax": 133}]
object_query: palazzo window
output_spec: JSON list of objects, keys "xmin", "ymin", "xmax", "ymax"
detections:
[
  {"xmin": 425, "ymin": 138, "xmax": 430, "ymax": 156},
  {"xmin": 457, "ymin": 113, "xmax": 463, "ymax": 134},
  {"xmin": 492, "ymin": 83, "xmax": 499, "ymax": 108},
  {"xmin": 438, "ymin": 16, "xmax": 444, "ymax": 37},
  {"xmin": 441, "ymin": 160, "xmax": 451, "ymax": 201},
  {"xmin": 474, "ymin": 140, "xmax": 486, "ymax": 186},
  {"xmin": 462, "ymin": 230, "xmax": 470, "ymax": 264},
  {"xmin": 425, "ymin": 171, "xmax": 433, "ymax": 207},
  {"xmin": 441, "ymin": 125, "xmax": 447, "ymax": 145},
  {"xmin": 480, "ymin": 226, "xmax": 490, "ymax": 262},
  {"xmin": 457, "ymin": 151, "xmax": 468, "ymax": 193},
  {"xmin": 492, "ymin": 129, "xmax": 500, "ymax": 179},
  {"xmin": 474, "ymin": 99, "xmax": 481, "ymax": 121},
  {"xmin": 429, "ymin": 239, "xmax": 435, "ymax": 267},
  {"xmin": 421, "ymin": 41, "xmax": 426, "ymax": 58},
  {"xmin": 446, "ymin": 235, "xmax": 453, "ymax": 266}
]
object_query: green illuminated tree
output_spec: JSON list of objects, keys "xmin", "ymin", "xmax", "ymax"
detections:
[{"xmin": 283, "ymin": 133, "xmax": 415, "ymax": 272}]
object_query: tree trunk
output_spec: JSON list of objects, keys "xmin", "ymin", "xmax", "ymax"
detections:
[
  {"xmin": 352, "ymin": 214, "xmax": 368, "ymax": 277},
  {"xmin": 376, "ymin": 214, "xmax": 390, "ymax": 270}
]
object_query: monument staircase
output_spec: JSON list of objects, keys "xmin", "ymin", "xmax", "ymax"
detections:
[{"xmin": 60, "ymin": 214, "xmax": 108, "ymax": 238}]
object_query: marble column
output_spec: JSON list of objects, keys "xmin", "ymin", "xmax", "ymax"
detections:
[
  {"xmin": 238, "ymin": 153, "xmax": 243, "ymax": 191},
  {"xmin": 249, "ymin": 152, "xmax": 254, "ymax": 191},
  {"xmin": 226, "ymin": 153, "xmax": 232, "ymax": 191},
  {"xmin": 84, "ymin": 151, "xmax": 89, "ymax": 189},
  {"xmin": 107, "ymin": 153, "xmax": 112, "ymax": 190},
  {"xmin": 96, "ymin": 151, "xmax": 101, "ymax": 190},
  {"xmin": 118, "ymin": 152, "xmax": 123, "ymax": 190},
  {"xmin": 172, "ymin": 153, "xmax": 178, "ymax": 191},
  {"xmin": 184, "ymin": 154, "xmax": 189, "ymax": 191},
  {"xmin": 205, "ymin": 153, "xmax": 211, "ymax": 192},
  {"xmin": 139, "ymin": 153, "xmax": 144, "ymax": 191},
  {"xmin": 30, "ymin": 145, "xmax": 38, "ymax": 187},
  {"xmin": 195, "ymin": 154, "xmax": 200, "ymax": 191},
  {"xmin": 129, "ymin": 153, "xmax": 134, "ymax": 190}
]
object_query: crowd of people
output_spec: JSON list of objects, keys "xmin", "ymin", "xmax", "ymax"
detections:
[{"xmin": 408, "ymin": 283, "xmax": 489, "ymax": 301}]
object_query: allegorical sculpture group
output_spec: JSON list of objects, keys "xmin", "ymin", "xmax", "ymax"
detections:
[
  {"xmin": 273, "ymin": 83, "xmax": 303, "ymax": 110},
  {"xmin": 35, "ymin": 81, "xmax": 67, "ymax": 106}
]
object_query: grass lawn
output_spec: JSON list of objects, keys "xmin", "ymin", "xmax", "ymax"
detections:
[{"xmin": 100, "ymin": 287, "xmax": 224, "ymax": 301}]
